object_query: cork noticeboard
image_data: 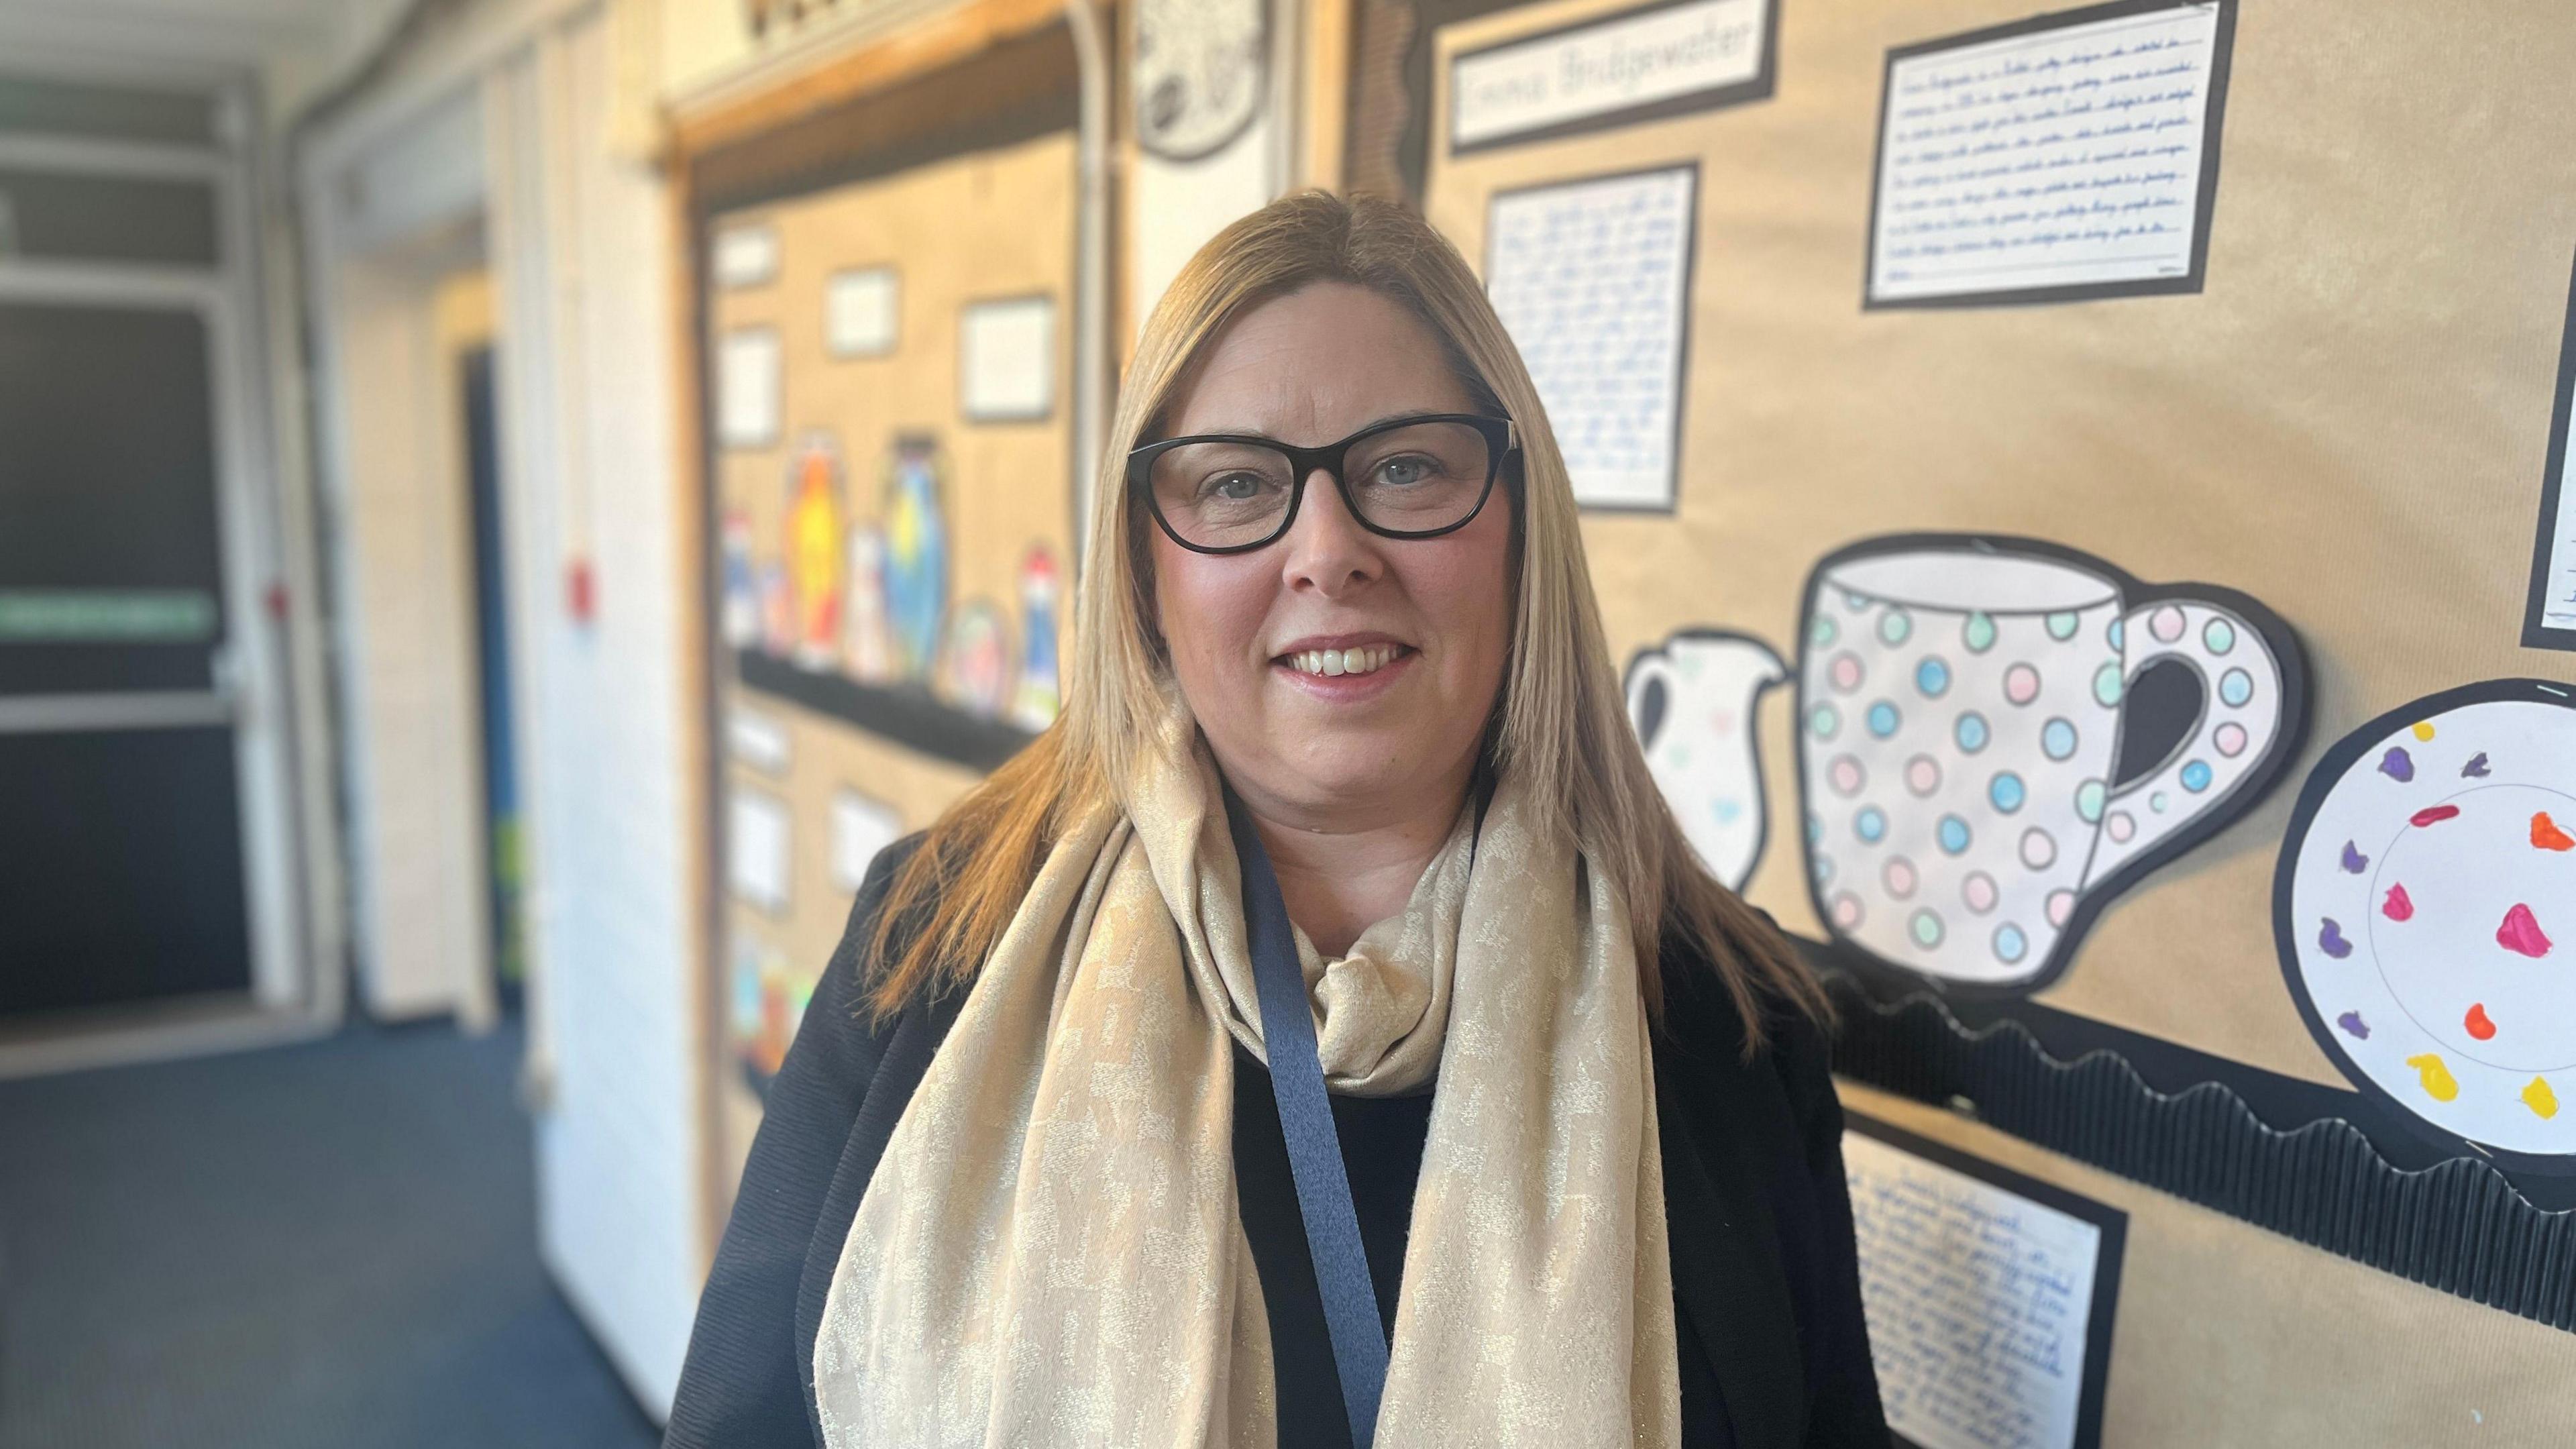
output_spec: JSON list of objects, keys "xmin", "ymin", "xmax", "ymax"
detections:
[{"xmin": 1389, "ymin": 0, "xmax": 2576, "ymax": 1360}]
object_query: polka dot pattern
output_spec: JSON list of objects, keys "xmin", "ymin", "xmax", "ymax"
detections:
[
  {"xmin": 1989, "ymin": 771, "xmax": 2027, "ymax": 813},
  {"xmin": 2093, "ymin": 663, "xmax": 2125, "ymax": 707},
  {"xmin": 1830, "ymin": 652, "xmax": 1865, "ymax": 692},
  {"xmin": 2150, "ymin": 605, "xmax": 2186, "ymax": 643},
  {"xmin": 1955, "ymin": 712, "xmax": 1991, "ymax": 753},
  {"xmin": 1962, "ymin": 871, "xmax": 1999, "ymax": 913},
  {"xmin": 2107, "ymin": 811, "xmax": 2135, "ymax": 843},
  {"xmin": 1938, "ymin": 814, "xmax": 1973, "ymax": 855},
  {"xmin": 1867, "ymin": 701, "xmax": 1902, "ymax": 738},
  {"xmin": 1829, "ymin": 755, "xmax": 1866, "ymax": 796},
  {"xmin": 2220, "ymin": 667, "xmax": 2255, "ymax": 707},
  {"xmin": 2203, "ymin": 618, "xmax": 2236, "ymax": 654},
  {"xmin": 1882, "ymin": 857, "xmax": 1918, "ymax": 898},
  {"xmin": 1993, "ymin": 923, "xmax": 2029, "ymax": 965},
  {"xmin": 1963, "ymin": 612, "xmax": 1998, "ymax": 653},
  {"xmin": 2214, "ymin": 722, "xmax": 2249, "ymax": 757},
  {"xmin": 2004, "ymin": 664, "xmax": 2042, "ymax": 706},
  {"xmin": 1906, "ymin": 754, "xmax": 1943, "ymax": 796},
  {"xmin": 1810, "ymin": 704, "xmax": 1840, "ymax": 740},
  {"xmin": 2021, "ymin": 828, "xmax": 2059, "ymax": 869},
  {"xmin": 2075, "ymin": 779, "xmax": 2108, "ymax": 823},
  {"xmin": 1910, "ymin": 910, "xmax": 1945, "ymax": 948},
  {"xmin": 1878, "ymin": 608, "xmax": 1913, "ymax": 645},
  {"xmin": 2042, "ymin": 717, "xmax": 2080, "ymax": 761},
  {"xmin": 1811, "ymin": 615, "xmax": 1837, "ymax": 647},
  {"xmin": 2046, "ymin": 611, "xmax": 2080, "ymax": 640},
  {"xmin": 2181, "ymin": 759, "xmax": 2214, "ymax": 792},
  {"xmin": 1856, "ymin": 807, "xmax": 1888, "ymax": 843},
  {"xmin": 1916, "ymin": 658, "xmax": 1951, "ymax": 697},
  {"xmin": 2047, "ymin": 890, "xmax": 2076, "ymax": 927}
]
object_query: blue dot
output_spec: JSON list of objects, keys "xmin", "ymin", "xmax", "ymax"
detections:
[
  {"xmin": 2046, "ymin": 610, "xmax": 2080, "ymax": 640},
  {"xmin": 1807, "ymin": 812, "xmax": 1825, "ymax": 845},
  {"xmin": 1994, "ymin": 923, "xmax": 2029, "ymax": 965},
  {"xmin": 1878, "ymin": 608, "xmax": 1913, "ymax": 645},
  {"xmin": 1867, "ymin": 701, "xmax": 1902, "ymax": 738},
  {"xmin": 2106, "ymin": 617, "xmax": 2125, "ymax": 650},
  {"xmin": 2041, "ymin": 718, "xmax": 2080, "ymax": 760},
  {"xmin": 2093, "ymin": 663, "xmax": 2125, "ymax": 707},
  {"xmin": 1856, "ymin": 807, "xmax": 1888, "ymax": 843},
  {"xmin": 2182, "ymin": 759, "xmax": 2214, "ymax": 792},
  {"xmin": 1811, "ymin": 704, "xmax": 1841, "ymax": 739},
  {"xmin": 1990, "ymin": 771, "xmax": 2027, "ymax": 813},
  {"xmin": 1938, "ymin": 814, "xmax": 1973, "ymax": 855},
  {"xmin": 1811, "ymin": 851, "xmax": 1835, "ymax": 885},
  {"xmin": 2220, "ymin": 667, "xmax": 2253, "ymax": 707},
  {"xmin": 2076, "ymin": 779, "xmax": 2108, "ymax": 822},
  {"xmin": 2204, "ymin": 618, "xmax": 2236, "ymax": 654},
  {"xmin": 1955, "ymin": 712, "xmax": 1991, "ymax": 753},
  {"xmin": 1811, "ymin": 614, "xmax": 1838, "ymax": 647},
  {"xmin": 1917, "ymin": 658, "xmax": 1952, "ymax": 697}
]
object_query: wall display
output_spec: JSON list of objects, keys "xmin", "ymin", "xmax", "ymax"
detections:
[
  {"xmin": 1132, "ymin": 0, "xmax": 1269, "ymax": 162},
  {"xmin": 784, "ymin": 434, "xmax": 848, "ymax": 667},
  {"xmin": 958, "ymin": 295, "xmax": 1057, "ymax": 422},
  {"xmin": 1484, "ymin": 164, "xmax": 1695, "ymax": 510},
  {"xmin": 1012, "ymin": 545, "xmax": 1063, "ymax": 730},
  {"xmin": 712, "ymin": 223, "xmax": 780, "ymax": 288},
  {"xmin": 2276, "ymin": 678, "xmax": 2576, "ymax": 1168},
  {"xmin": 1450, "ymin": 0, "xmax": 1774, "ymax": 156},
  {"xmin": 939, "ymin": 599, "xmax": 1013, "ymax": 719},
  {"xmin": 727, "ymin": 787, "xmax": 791, "ymax": 913},
  {"xmin": 2526, "ymin": 251, "xmax": 2576, "ymax": 652},
  {"xmin": 880, "ymin": 435, "xmax": 951, "ymax": 683},
  {"xmin": 1845, "ymin": 1114, "xmax": 2125, "ymax": 1449},
  {"xmin": 826, "ymin": 266, "xmax": 900, "ymax": 358},
  {"xmin": 1863, "ymin": 0, "xmax": 2238, "ymax": 309},
  {"xmin": 716, "ymin": 327, "xmax": 782, "ymax": 447},
  {"xmin": 1798, "ymin": 535, "xmax": 2304, "ymax": 991},
  {"xmin": 828, "ymin": 788, "xmax": 904, "ymax": 896},
  {"xmin": 1624, "ymin": 629, "xmax": 1785, "ymax": 890}
]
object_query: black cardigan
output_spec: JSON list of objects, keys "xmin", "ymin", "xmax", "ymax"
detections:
[{"xmin": 665, "ymin": 837, "xmax": 1887, "ymax": 1448}]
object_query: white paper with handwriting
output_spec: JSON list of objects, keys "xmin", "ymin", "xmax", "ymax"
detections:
[
  {"xmin": 1870, "ymin": 3, "xmax": 2225, "ymax": 303},
  {"xmin": 1845, "ymin": 1130, "xmax": 2104, "ymax": 1449}
]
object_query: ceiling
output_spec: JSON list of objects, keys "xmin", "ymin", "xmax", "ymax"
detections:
[{"xmin": 0, "ymin": 0, "xmax": 378, "ymax": 80}]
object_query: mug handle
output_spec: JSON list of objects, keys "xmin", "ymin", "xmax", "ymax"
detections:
[
  {"xmin": 1625, "ymin": 651, "xmax": 1676, "ymax": 751},
  {"xmin": 2080, "ymin": 594, "xmax": 2288, "ymax": 890}
]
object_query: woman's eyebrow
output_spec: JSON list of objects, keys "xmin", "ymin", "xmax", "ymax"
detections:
[{"xmin": 1195, "ymin": 409, "xmax": 1447, "ymax": 444}]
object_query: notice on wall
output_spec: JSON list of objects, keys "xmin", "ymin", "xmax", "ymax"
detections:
[
  {"xmin": 2528, "ymin": 255, "xmax": 2576, "ymax": 651},
  {"xmin": 1865, "ymin": 0, "xmax": 2236, "ymax": 308},
  {"xmin": 726, "ymin": 706, "xmax": 790, "ymax": 775},
  {"xmin": 713, "ymin": 223, "xmax": 780, "ymax": 288},
  {"xmin": 1844, "ymin": 1116, "xmax": 2125, "ymax": 1449},
  {"xmin": 1449, "ymin": 0, "xmax": 1773, "ymax": 155},
  {"xmin": 828, "ymin": 788, "xmax": 904, "ymax": 894},
  {"xmin": 827, "ymin": 266, "xmax": 900, "ymax": 358},
  {"xmin": 1485, "ymin": 164, "xmax": 1695, "ymax": 510},
  {"xmin": 959, "ymin": 296, "xmax": 1057, "ymax": 422},
  {"xmin": 718, "ymin": 327, "xmax": 782, "ymax": 449},
  {"xmin": 727, "ymin": 788, "xmax": 791, "ymax": 914}
]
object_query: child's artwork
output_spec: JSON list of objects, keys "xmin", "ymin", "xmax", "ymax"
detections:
[
  {"xmin": 843, "ymin": 523, "xmax": 896, "ymax": 684},
  {"xmin": 940, "ymin": 599, "xmax": 1013, "ymax": 720},
  {"xmin": 1625, "ymin": 629, "xmax": 1786, "ymax": 890},
  {"xmin": 784, "ymin": 433, "xmax": 847, "ymax": 667},
  {"xmin": 720, "ymin": 508, "xmax": 759, "ymax": 649},
  {"xmin": 881, "ymin": 435, "xmax": 949, "ymax": 684},
  {"xmin": 1013, "ymin": 543, "xmax": 1062, "ymax": 729},
  {"xmin": 2275, "ymin": 678, "xmax": 2576, "ymax": 1167},
  {"xmin": 1796, "ymin": 534, "xmax": 2306, "ymax": 991}
]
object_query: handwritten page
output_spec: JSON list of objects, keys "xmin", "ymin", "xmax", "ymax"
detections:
[
  {"xmin": 1869, "ymin": 1, "xmax": 2228, "ymax": 305},
  {"xmin": 1845, "ymin": 1128, "xmax": 2109, "ymax": 1449},
  {"xmin": 717, "ymin": 327, "xmax": 780, "ymax": 449},
  {"xmin": 2538, "ymin": 441, "xmax": 2576, "ymax": 645},
  {"xmin": 727, "ymin": 788, "xmax": 790, "ymax": 913},
  {"xmin": 959, "ymin": 297, "xmax": 1057, "ymax": 421},
  {"xmin": 1485, "ymin": 166, "xmax": 1694, "ymax": 509}
]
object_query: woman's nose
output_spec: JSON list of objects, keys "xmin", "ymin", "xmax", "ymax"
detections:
[{"xmin": 1279, "ymin": 468, "xmax": 1384, "ymax": 596}]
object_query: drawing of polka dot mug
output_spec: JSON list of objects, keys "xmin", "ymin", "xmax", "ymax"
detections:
[{"xmin": 1796, "ymin": 535, "xmax": 2306, "ymax": 990}]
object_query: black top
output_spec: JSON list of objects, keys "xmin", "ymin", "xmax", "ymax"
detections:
[{"xmin": 664, "ymin": 837, "xmax": 1886, "ymax": 1448}]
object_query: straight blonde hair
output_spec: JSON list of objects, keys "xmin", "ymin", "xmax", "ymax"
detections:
[{"xmin": 865, "ymin": 191, "xmax": 1826, "ymax": 1051}]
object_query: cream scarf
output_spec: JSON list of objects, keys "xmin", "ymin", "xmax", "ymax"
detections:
[{"xmin": 813, "ymin": 714, "xmax": 1678, "ymax": 1447}]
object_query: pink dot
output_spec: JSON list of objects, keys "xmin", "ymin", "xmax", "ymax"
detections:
[
  {"xmin": 1831, "ymin": 893, "xmax": 1865, "ymax": 928},
  {"xmin": 2107, "ymin": 811, "xmax": 2135, "ymax": 843},
  {"xmin": 2214, "ymin": 722, "xmax": 2248, "ymax": 757},
  {"xmin": 1831, "ymin": 652, "xmax": 1865, "ymax": 692},
  {"xmin": 1829, "ymin": 755, "xmax": 1866, "ymax": 795},
  {"xmin": 2150, "ymin": 605, "xmax": 2187, "ymax": 643},
  {"xmin": 1907, "ymin": 755, "xmax": 1943, "ymax": 795},
  {"xmin": 2047, "ymin": 890, "xmax": 2076, "ymax": 927},
  {"xmin": 1962, "ymin": 871, "xmax": 1998, "ymax": 913},
  {"xmin": 2021, "ymin": 828, "xmax": 2059, "ymax": 869},
  {"xmin": 1883, "ymin": 857, "xmax": 1919, "ymax": 898},
  {"xmin": 2004, "ymin": 664, "xmax": 2041, "ymax": 706}
]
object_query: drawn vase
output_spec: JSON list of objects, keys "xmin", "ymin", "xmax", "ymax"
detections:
[{"xmin": 1625, "ymin": 630, "xmax": 1787, "ymax": 892}]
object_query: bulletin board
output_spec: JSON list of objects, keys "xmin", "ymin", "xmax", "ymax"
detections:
[
  {"xmin": 1359, "ymin": 0, "xmax": 2576, "ymax": 1429},
  {"xmin": 681, "ymin": 15, "xmax": 1086, "ymax": 1191}
]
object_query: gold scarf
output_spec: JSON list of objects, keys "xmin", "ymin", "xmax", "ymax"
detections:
[{"xmin": 813, "ymin": 712, "xmax": 1679, "ymax": 1446}]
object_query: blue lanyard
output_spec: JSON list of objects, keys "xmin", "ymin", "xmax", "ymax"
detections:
[{"xmin": 1226, "ymin": 792, "xmax": 1389, "ymax": 1449}]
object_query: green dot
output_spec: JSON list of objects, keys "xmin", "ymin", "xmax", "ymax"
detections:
[
  {"xmin": 1964, "ymin": 612, "xmax": 1998, "ymax": 653},
  {"xmin": 2076, "ymin": 779, "xmax": 2107, "ymax": 822},
  {"xmin": 2092, "ymin": 662, "xmax": 2125, "ymax": 707},
  {"xmin": 1911, "ymin": 909, "xmax": 1946, "ymax": 948},
  {"xmin": 2046, "ymin": 610, "xmax": 2080, "ymax": 640},
  {"xmin": 1879, "ymin": 608, "xmax": 1913, "ymax": 645},
  {"xmin": 2150, "ymin": 791, "xmax": 2169, "ymax": 814},
  {"xmin": 2203, "ymin": 618, "xmax": 2236, "ymax": 654},
  {"xmin": 1811, "ymin": 614, "xmax": 1838, "ymax": 647},
  {"xmin": 1810, "ymin": 703, "xmax": 1841, "ymax": 739}
]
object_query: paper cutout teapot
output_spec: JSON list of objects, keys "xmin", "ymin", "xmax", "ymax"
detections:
[{"xmin": 1629, "ymin": 534, "xmax": 2308, "ymax": 992}]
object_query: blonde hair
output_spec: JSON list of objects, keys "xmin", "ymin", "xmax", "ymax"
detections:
[{"xmin": 865, "ymin": 191, "xmax": 1827, "ymax": 1051}]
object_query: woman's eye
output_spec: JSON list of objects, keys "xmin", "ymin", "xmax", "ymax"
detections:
[
  {"xmin": 1205, "ymin": 472, "xmax": 1266, "ymax": 502},
  {"xmin": 1371, "ymin": 455, "xmax": 1436, "ymax": 487}
]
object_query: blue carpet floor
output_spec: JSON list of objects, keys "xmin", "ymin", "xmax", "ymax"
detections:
[{"xmin": 0, "ymin": 1020, "xmax": 662, "ymax": 1449}]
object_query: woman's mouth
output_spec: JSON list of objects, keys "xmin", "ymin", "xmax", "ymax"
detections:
[{"xmin": 1269, "ymin": 642, "xmax": 1418, "ymax": 700}]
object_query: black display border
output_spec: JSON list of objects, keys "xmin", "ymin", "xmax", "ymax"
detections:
[
  {"xmin": 1843, "ymin": 1110, "xmax": 2127, "ymax": 1449},
  {"xmin": 1858, "ymin": 0, "xmax": 2239, "ymax": 312},
  {"xmin": 1445, "ymin": 0, "xmax": 1780, "ymax": 158}
]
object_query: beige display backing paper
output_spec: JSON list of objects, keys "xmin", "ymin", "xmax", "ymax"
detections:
[{"xmin": 1428, "ymin": 0, "xmax": 2576, "ymax": 1088}]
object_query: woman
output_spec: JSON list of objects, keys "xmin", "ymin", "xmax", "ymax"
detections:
[{"xmin": 665, "ymin": 192, "xmax": 1884, "ymax": 1449}]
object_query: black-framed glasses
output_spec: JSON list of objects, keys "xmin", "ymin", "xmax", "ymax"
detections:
[{"xmin": 1130, "ymin": 412, "xmax": 1519, "ymax": 555}]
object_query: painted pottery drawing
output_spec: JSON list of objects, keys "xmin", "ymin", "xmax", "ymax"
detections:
[
  {"xmin": 1625, "ymin": 629, "xmax": 1786, "ymax": 891},
  {"xmin": 2275, "ymin": 679, "xmax": 2576, "ymax": 1163},
  {"xmin": 1796, "ymin": 535, "xmax": 2305, "ymax": 989}
]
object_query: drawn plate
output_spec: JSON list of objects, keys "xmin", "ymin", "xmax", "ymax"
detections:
[{"xmin": 2275, "ymin": 679, "xmax": 2576, "ymax": 1167}]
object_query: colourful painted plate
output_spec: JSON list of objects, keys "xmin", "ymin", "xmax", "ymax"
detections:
[{"xmin": 2275, "ymin": 680, "xmax": 2576, "ymax": 1163}]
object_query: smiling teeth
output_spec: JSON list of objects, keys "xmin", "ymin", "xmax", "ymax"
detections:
[{"xmin": 1289, "ymin": 645, "xmax": 1401, "ymax": 677}]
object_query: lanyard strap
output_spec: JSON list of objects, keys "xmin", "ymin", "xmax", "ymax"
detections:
[{"xmin": 1227, "ymin": 794, "xmax": 1389, "ymax": 1449}]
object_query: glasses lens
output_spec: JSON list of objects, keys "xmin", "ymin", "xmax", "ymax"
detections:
[{"xmin": 1143, "ymin": 420, "xmax": 1498, "ymax": 550}]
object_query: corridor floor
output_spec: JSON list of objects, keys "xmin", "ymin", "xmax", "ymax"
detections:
[{"xmin": 0, "ymin": 1018, "xmax": 663, "ymax": 1449}]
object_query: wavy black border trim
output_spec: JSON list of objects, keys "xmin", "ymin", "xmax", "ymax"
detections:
[{"xmin": 1825, "ymin": 975, "xmax": 2576, "ymax": 1332}]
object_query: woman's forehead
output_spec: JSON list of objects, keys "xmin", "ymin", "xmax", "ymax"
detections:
[{"xmin": 1163, "ymin": 282, "xmax": 1475, "ymax": 441}]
